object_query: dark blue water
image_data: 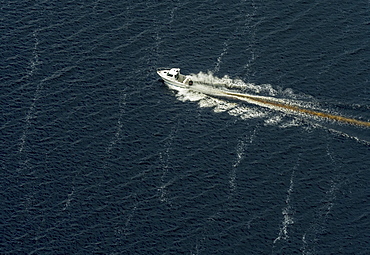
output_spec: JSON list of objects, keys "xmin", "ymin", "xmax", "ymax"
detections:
[{"xmin": 2, "ymin": 0, "xmax": 370, "ymax": 254}]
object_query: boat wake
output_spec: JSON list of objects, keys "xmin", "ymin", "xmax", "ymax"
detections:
[{"xmin": 167, "ymin": 71, "xmax": 370, "ymax": 144}]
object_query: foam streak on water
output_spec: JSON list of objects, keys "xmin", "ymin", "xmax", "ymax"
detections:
[
  {"xmin": 273, "ymin": 169, "xmax": 295, "ymax": 244},
  {"xmin": 229, "ymin": 126, "xmax": 258, "ymax": 193},
  {"xmin": 18, "ymin": 30, "xmax": 42, "ymax": 154},
  {"xmin": 158, "ymin": 120, "xmax": 179, "ymax": 204}
]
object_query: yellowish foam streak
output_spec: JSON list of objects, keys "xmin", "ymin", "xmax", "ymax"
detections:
[{"xmin": 222, "ymin": 91, "xmax": 370, "ymax": 127}]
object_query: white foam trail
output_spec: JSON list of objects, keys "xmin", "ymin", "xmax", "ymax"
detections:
[
  {"xmin": 18, "ymin": 30, "xmax": 42, "ymax": 153},
  {"xmin": 167, "ymin": 71, "xmax": 370, "ymax": 147},
  {"xmin": 301, "ymin": 143, "xmax": 340, "ymax": 254},
  {"xmin": 230, "ymin": 127, "xmax": 258, "ymax": 193},
  {"xmin": 274, "ymin": 170, "xmax": 295, "ymax": 244},
  {"xmin": 158, "ymin": 121, "xmax": 179, "ymax": 204},
  {"xmin": 28, "ymin": 30, "xmax": 41, "ymax": 77},
  {"xmin": 228, "ymin": 105, "xmax": 268, "ymax": 120},
  {"xmin": 214, "ymin": 41, "xmax": 229, "ymax": 74},
  {"xmin": 62, "ymin": 187, "xmax": 75, "ymax": 211},
  {"xmin": 325, "ymin": 126, "xmax": 370, "ymax": 146},
  {"xmin": 213, "ymin": 0, "xmax": 259, "ymax": 77},
  {"xmin": 106, "ymin": 93, "xmax": 127, "ymax": 153},
  {"xmin": 189, "ymin": 71, "xmax": 279, "ymax": 96},
  {"xmin": 264, "ymin": 115, "xmax": 283, "ymax": 125},
  {"xmin": 175, "ymin": 86, "xmax": 208, "ymax": 102},
  {"xmin": 123, "ymin": 200, "xmax": 138, "ymax": 236},
  {"xmin": 17, "ymin": 29, "xmax": 41, "ymax": 83},
  {"xmin": 19, "ymin": 83, "xmax": 43, "ymax": 154},
  {"xmin": 170, "ymin": 73, "xmax": 306, "ymax": 126},
  {"xmin": 301, "ymin": 180, "xmax": 339, "ymax": 254}
]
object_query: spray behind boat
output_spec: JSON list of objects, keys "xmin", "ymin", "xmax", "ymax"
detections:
[{"xmin": 157, "ymin": 68, "xmax": 370, "ymax": 127}]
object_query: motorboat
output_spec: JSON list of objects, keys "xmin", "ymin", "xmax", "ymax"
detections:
[{"xmin": 157, "ymin": 68, "xmax": 193, "ymax": 88}]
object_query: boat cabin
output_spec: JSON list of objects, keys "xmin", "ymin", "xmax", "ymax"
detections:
[
  {"xmin": 167, "ymin": 68, "xmax": 180, "ymax": 80},
  {"xmin": 157, "ymin": 68, "xmax": 193, "ymax": 86}
]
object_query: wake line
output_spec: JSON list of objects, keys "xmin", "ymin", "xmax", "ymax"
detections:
[{"xmin": 221, "ymin": 91, "xmax": 370, "ymax": 127}]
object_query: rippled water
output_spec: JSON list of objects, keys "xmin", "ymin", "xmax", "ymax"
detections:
[{"xmin": 2, "ymin": 0, "xmax": 370, "ymax": 254}]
